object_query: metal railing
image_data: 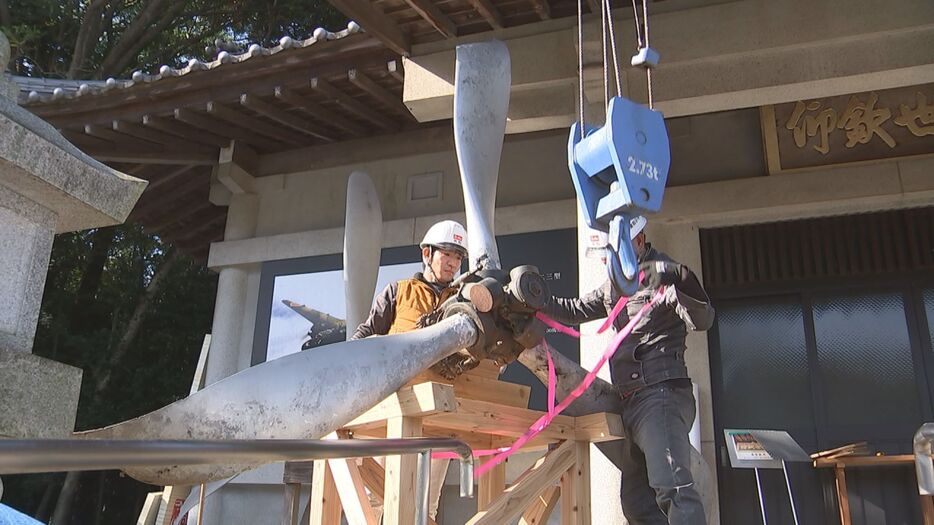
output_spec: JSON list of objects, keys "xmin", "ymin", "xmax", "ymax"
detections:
[{"xmin": 0, "ymin": 437, "xmax": 474, "ymax": 525}]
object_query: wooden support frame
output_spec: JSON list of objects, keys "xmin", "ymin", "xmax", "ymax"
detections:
[
  {"xmin": 239, "ymin": 94, "xmax": 336, "ymax": 142},
  {"xmin": 401, "ymin": 0, "xmax": 457, "ymax": 38},
  {"xmin": 306, "ymin": 363, "xmax": 622, "ymax": 525},
  {"xmin": 84, "ymin": 123, "xmax": 155, "ymax": 148},
  {"xmin": 310, "ymin": 77, "xmax": 399, "ymax": 131},
  {"xmin": 383, "ymin": 416, "xmax": 422, "ymax": 525},
  {"xmin": 82, "ymin": 148, "xmax": 216, "ymax": 165},
  {"xmin": 387, "ymin": 60, "xmax": 405, "ymax": 84},
  {"xmin": 325, "ymin": 0, "xmax": 411, "ymax": 56},
  {"xmin": 309, "ymin": 461, "xmax": 342, "ymax": 525},
  {"xmin": 468, "ymin": 440, "xmax": 577, "ymax": 524},
  {"xmin": 274, "ymin": 86, "xmax": 367, "ymax": 137},
  {"xmin": 519, "ymin": 485, "xmax": 560, "ymax": 525},
  {"xmin": 174, "ymin": 107, "xmax": 281, "ymax": 151},
  {"xmin": 348, "ymin": 69, "xmax": 415, "ymax": 120}
]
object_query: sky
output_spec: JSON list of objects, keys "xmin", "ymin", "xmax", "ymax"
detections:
[{"xmin": 266, "ymin": 261, "xmax": 422, "ymax": 360}]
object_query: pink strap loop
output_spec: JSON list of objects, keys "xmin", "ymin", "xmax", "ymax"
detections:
[{"xmin": 471, "ymin": 287, "xmax": 666, "ymax": 477}]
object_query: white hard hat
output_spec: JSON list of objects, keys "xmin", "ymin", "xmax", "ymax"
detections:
[
  {"xmin": 629, "ymin": 215, "xmax": 647, "ymax": 239},
  {"xmin": 421, "ymin": 220, "xmax": 468, "ymax": 256}
]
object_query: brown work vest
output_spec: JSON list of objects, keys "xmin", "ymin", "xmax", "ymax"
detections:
[{"xmin": 387, "ymin": 278, "xmax": 458, "ymax": 334}]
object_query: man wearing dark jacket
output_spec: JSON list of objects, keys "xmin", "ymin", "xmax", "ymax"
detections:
[{"xmin": 544, "ymin": 216, "xmax": 714, "ymax": 525}]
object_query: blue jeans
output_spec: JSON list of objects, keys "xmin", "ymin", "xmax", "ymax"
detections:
[{"xmin": 618, "ymin": 380, "xmax": 707, "ymax": 525}]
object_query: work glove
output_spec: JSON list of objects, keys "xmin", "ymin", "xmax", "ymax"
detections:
[{"xmin": 639, "ymin": 260, "xmax": 684, "ymax": 289}]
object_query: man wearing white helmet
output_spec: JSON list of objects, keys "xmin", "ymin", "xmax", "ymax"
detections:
[
  {"xmin": 545, "ymin": 215, "xmax": 714, "ymax": 525},
  {"xmin": 352, "ymin": 219, "xmax": 467, "ymax": 338},
  {"xmin": 351, "ymin": 219, "xmax": 468, "ymax": 520}
]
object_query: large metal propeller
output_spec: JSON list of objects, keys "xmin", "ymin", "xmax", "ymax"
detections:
[
  {"xmin": 343, "ymin": 171, "xmax": 382, "ymax": 335},
  {"xmin": 77, "ymin": 315, "xmax": 478, "ymax": 485},
  {"xmin": 454, "ymin": 40, "xmax": 510, "ymax": 271}
]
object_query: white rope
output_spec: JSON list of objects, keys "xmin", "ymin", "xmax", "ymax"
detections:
[
  {"xmin": 601, "ymin": 0, "xmax": 609, "ymax": 109},
  {"xmin": 642, "ymin": 0, "xmax": 653, "ymax": 108},
  {"xmin": 577, "ymin": 0, "xmax": 585, "ymax": 138},
  {"xmin": 604, "ymin": 0, "xmax": 622, "ymax": 98},
  {"xmin": 630, "ymin": 0, "xmax": 643, "ymax": 47}
]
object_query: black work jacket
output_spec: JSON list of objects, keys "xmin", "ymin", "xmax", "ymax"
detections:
[{"xmin": 543, "ymin": 245, "xmax": 715, "ymax": 394}]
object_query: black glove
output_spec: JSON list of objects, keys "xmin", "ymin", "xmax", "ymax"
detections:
[{"xmin": 639, "ymin": 261, "xmax": 684, "ymax": 288}]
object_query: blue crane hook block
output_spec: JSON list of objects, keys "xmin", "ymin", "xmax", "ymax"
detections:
[{"xmin": 567, "ymin": 96, "xmax": 670, "ymax": 294}]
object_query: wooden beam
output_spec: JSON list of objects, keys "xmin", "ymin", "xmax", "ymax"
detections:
[
  {"xmin": 359, "ymin": 458, "xmax": 386, "ymax": 503},
  {"xmin": 325, "ymin": 0, "xmax": 410, "ymax": 55},
  {"xmin": 155, "ymin": 201, "xmax": 220, "ymax": 236},
  {"xmin": 239, "ymin": 94, "xmax": 335, "ymax": 142},
  {"xmin": 173, "ymin": 210, "xmax": 227, "ymax": 241},
  {"xmin": 452, "ymin": 374, "xmax": 530, "ymax": 409},
  {"xmin": 344, "ymin": 382, "xmax": 456, "ymax": 431},
  {"xmin": 348, "ymin": 69, "xmax": 414, "ymax": 120},
  {"xmin": 83, "ymin": 148, "xmax": 216, "ymax": 165},
  {"xmin": 137, "ymin": 191, "xmax": 212, "ymax": 232},
  {"xmin": 215, "ymin": 140, "xmax": 258, "ymax": 194},
  {"xmin": 477, "ymin": 462, "xmax": 506, "ymax": 512},
  {"xmin": 275, "ymin": 86, "xmax": 367, "ymax": 136},
  {"xmin": 400, "ymin": 0, "xmax": 457, "ymax": 38},
  {"xmin": 61, "ymin": 129, "xmax": 112, "ymax": 150},
  {"xmin": 560, "ymin": 442, "xmax": 590, "ymax": 525},
  {"xmin": 425, "ymin": 398, "xmax": 577, "ymax": 441},
  {"xmin": 206, "ymin": 101, "xmax": 306, "ymax": 146},
  {"xmin": 467, "ymin": 440, "xmax": 577, "ymax": 525},
  {"xmin": 84, "ymin": 124, "xmax": 156, "ymax": 148},
  {"xmin": 387, "ymin": 60, "xmax": 404, "ymax": 83},
  {"xmin": 573, "ymin": 412, "xmax": 624, "ymax": 442},
  {"xmin": 142, "ymin": 114, "xmax": 232, "ymax": 148},
  {"xmin": 143, "ymin": 165, "xmax": 197, "ymax": 193},
  {"xmin": 174, "ymin": 107, "xmax": 281, "ymax": 151},
  {"xmin": 309, "ymin": 461, "xmax": 342, "ymax": 525},
  {"xmin": 465, "ymin": 0, "xmax": 504, "ymax": 29},
  {"xmin": 256, "ymin": 123, "xmax": 452, "ymax": 176},
  {"xmin": 131, "ymin": 173, "xmax": 209, "ymax": 220},
  {"xmin": 529, "ymin": 0, "xmax": 551, "ymax": 20},
  {"xmin": 328, "ymin": 456, "xmax": 380, "ymax": 525},
  {"xmin": 310, "ymin": 77, "xmax": 398, "ymax": 131},
  {"xmin": 383, "ymin": 416, "xmax": 421, "ymax": 525},
  {"xmin": 519, "ymin": 485, "xmax": 560, "ymax": 525},
  {"xmin": 113, "ymin": 119, "xmax": 216, "ymax": 152}
]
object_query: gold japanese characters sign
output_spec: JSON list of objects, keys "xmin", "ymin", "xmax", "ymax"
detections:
[{"xmin": 761, "ymin": 84, "xmax": 934, "ymax": 171}]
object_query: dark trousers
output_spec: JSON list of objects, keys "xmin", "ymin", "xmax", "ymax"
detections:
[{"xmin": 618, "ymin": 380, "xmax": 707, "ymax": 525}]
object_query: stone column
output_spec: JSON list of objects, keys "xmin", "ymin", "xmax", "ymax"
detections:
[
  {"xmin": 577, "ymin": 209, "xmax": 629, "ymax": 525},
  {"xmin": 204, "ymin": 193, "xmax": 259, "ymax": 386},
  {"xmin": 644, "ymin": 221, "xmax": 721, "ymax": 523},
  {"xmin": 0, "ymin": 29, "xmax": 146, "ymax": 443}
]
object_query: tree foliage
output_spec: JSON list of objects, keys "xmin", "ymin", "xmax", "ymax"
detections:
[
  {"xmin": 3, "ymin": 0, "xmax": 346, "ymax": 79},
  {"xmin": 1, "ymin": 1, "xmax": 347, "ymax": 522}
]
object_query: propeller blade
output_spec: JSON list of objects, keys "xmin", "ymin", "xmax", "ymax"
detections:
[
  {"xmin": 77, "ymin": 315, "xmax": 478, "ymax": 485},
  {"xmin": 343, "ymin": 171, "xmax": 383, "ymax": 336},
  {"xmin": 453, "ymin": 40, "xmax": 510, "ymax": 270}
]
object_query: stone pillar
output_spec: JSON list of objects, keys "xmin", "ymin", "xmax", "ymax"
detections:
[
  {"xmin": 577, "ymin": 209, "xmax": 628, "ymax": 525},
  {"xmin": 0, "ymin": 29, "xmax": 146, "ymax": 444},
  {"xmin": 205, "ymin": 193, "xmax": 258, "ymax": 386},
  {"xmin": 644, "ymin": 221, "xmax": 721, "ymax": 523},
  {"xmin": 0, "ymin": 185, "xmax": 55, "ymax": 353}
]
